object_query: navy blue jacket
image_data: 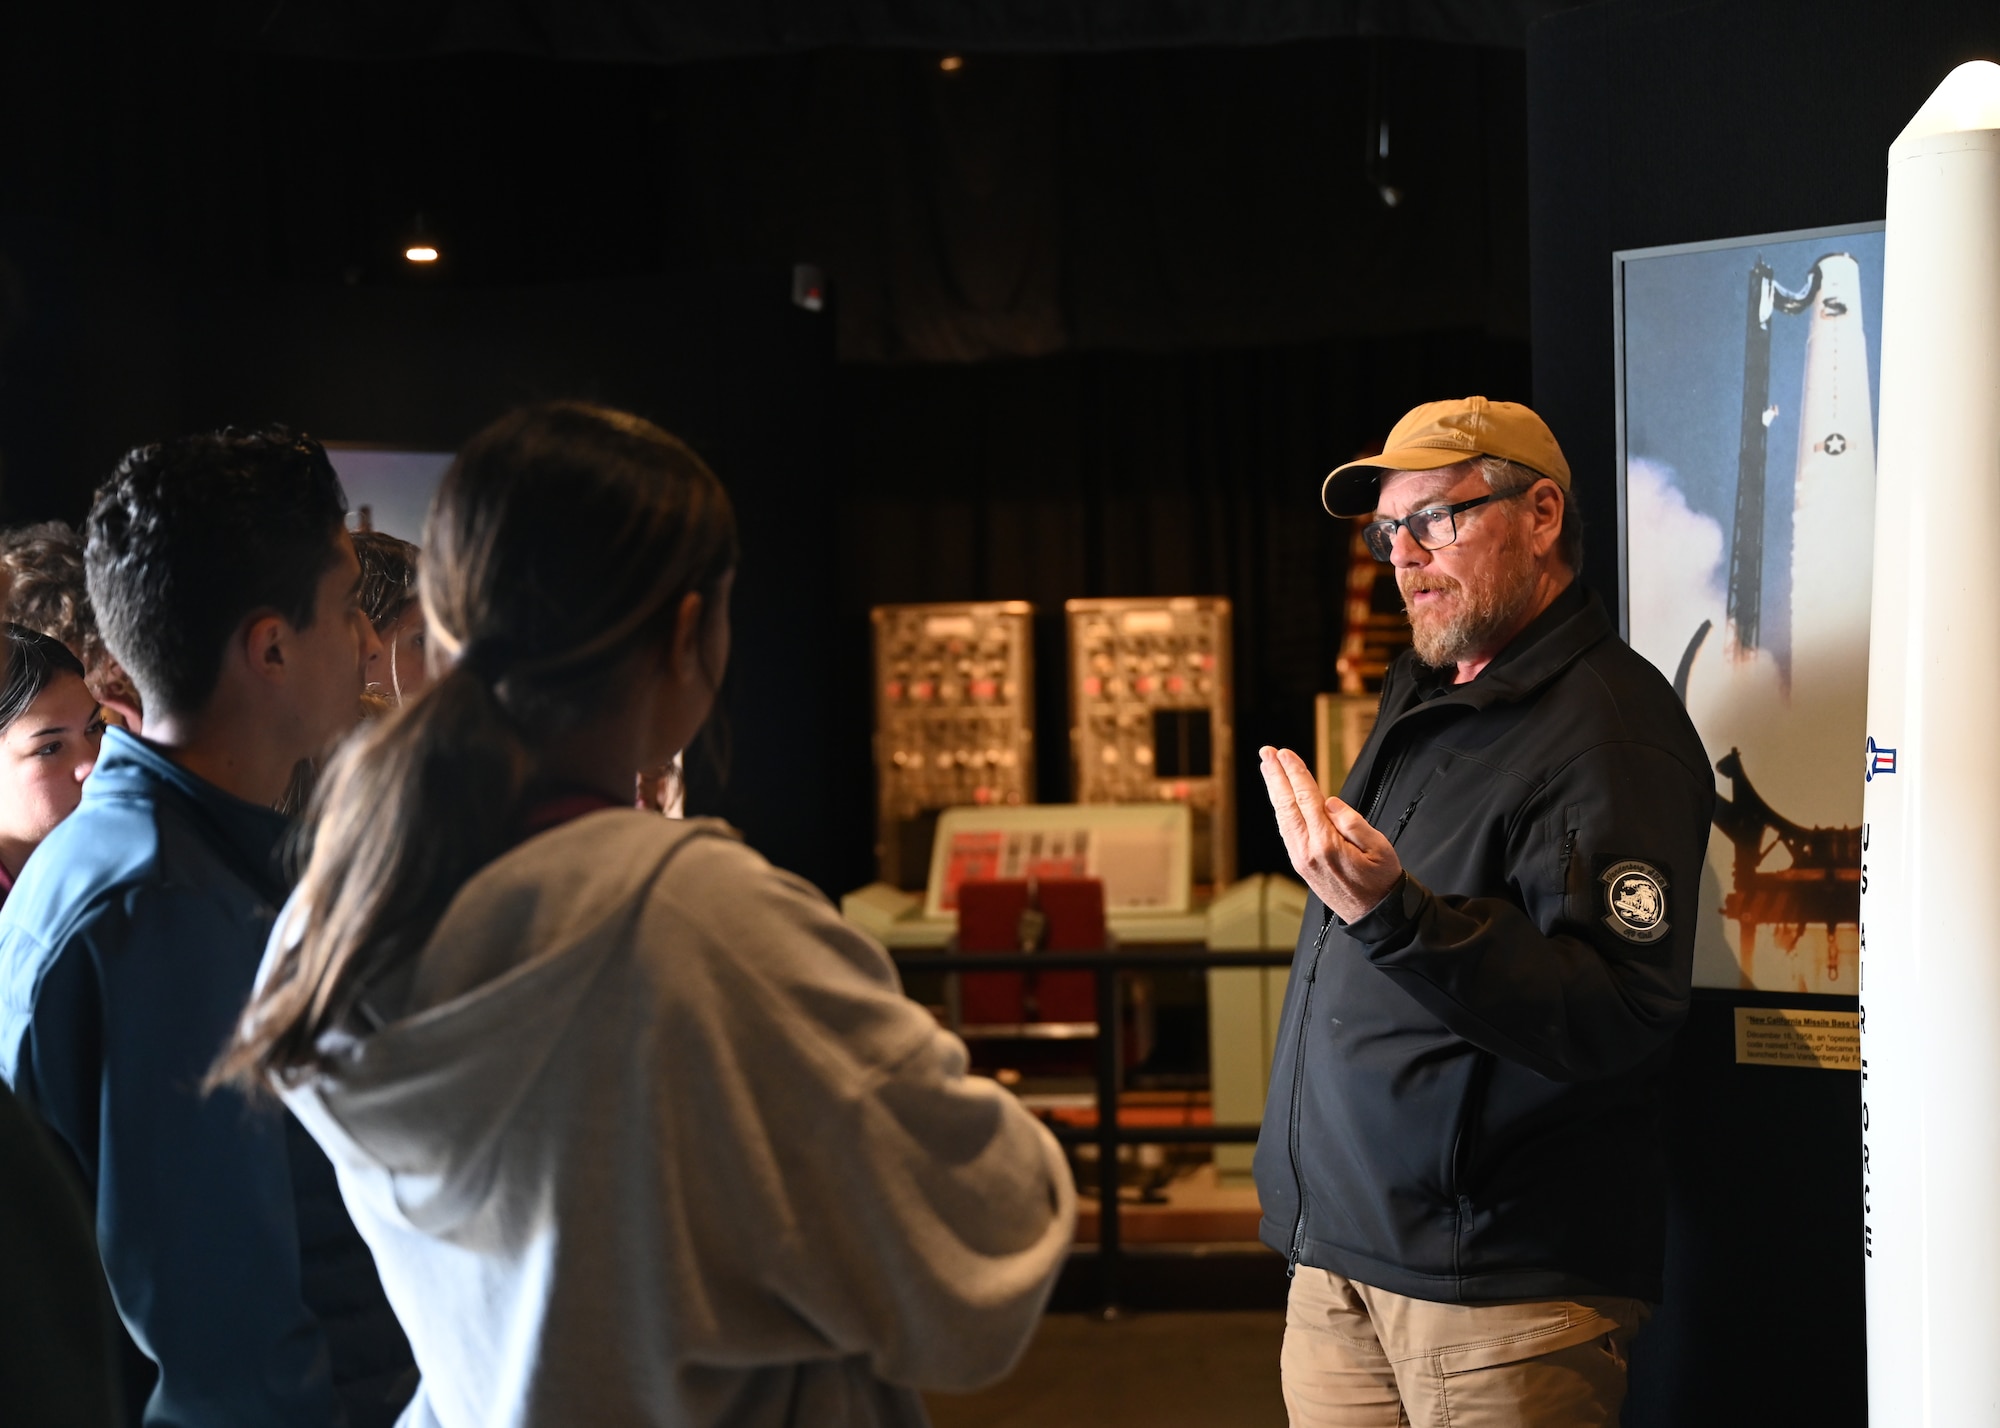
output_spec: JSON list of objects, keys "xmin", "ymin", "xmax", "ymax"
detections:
[
  {"xmin": 1253, "ymin": 585, "xmax": 1714, "ymax": 1303},
  {"xmin": 0, "ymin": 729, "xmax": 414, "ymax": 1426}
]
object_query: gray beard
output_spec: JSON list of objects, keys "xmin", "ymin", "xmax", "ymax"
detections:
[{"xmin": 1404, "ymin": 544, "xmax": 1541, "ymax": 669}]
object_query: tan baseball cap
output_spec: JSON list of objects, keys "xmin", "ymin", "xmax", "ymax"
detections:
[{"xmin": 1322, "ymin": 396, "xmax": 1572, "ymax": 517}]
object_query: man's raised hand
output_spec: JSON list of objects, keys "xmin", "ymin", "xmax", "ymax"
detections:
[{"xmin": 1257, "ymin": 746, "xmax": 1404, "ymax": 924}]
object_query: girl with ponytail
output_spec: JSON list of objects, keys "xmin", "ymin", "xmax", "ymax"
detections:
[{"xmin": 218, "ymin": 403, "xmax": 1074, "ymax": 1428}]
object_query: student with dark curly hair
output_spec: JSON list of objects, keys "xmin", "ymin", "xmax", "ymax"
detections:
[
  {"xmin": 352, "ymin": 529, "xmax": 429, "ymax": 702},
  {"xmin": 0, "ymin": 521, "xmax": 143, "ymax": 725}
]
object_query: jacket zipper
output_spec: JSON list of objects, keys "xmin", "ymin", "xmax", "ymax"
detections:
[
  {"xmin": 1286, "ymin": 909, "xmax": 1337, "ymax": 1279},
  {"xmin": 1288, "ymin": 701, "xmax": 1443, "ymax": 1280},
  {"xmin": 1285, "ymin": 782, "xmax": 1428, "ymax": 1280},
  {"xmin": 1361, "ymin": 745, "xmax": 1407, "ymax": 826},
  {"xmin": 1389, "ymin": 789, "xmax": 1427, "ymax": 842}
]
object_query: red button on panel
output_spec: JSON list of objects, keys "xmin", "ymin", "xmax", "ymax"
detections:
[
  {"xmin": 1083, "ymin": 676, "xmax": 1102, "ymax": 697},
  {"xmin": 912, "ymin": 681, "xmax": 935, "ymax": 700},
  {"xmin": 885, "ymin": 681, "xmax": 904, "ymax": 701},
  {"xmin": 1165, "ymin": 675, "xmax": 1186, "ymax": 694}
]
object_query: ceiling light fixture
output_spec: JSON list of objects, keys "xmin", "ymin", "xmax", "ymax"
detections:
[{"xmin": 403, "ymin": 212, "xmax": 441, "ymax": 265}]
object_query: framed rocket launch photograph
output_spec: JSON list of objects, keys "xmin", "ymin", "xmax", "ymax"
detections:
[{"xmin": 1614, "ymin": 221, "xmax": 1884, "ymax": 994}]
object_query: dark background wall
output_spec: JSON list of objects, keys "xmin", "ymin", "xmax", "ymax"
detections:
[
  {"xmin": 1529, "ymin": 3, "xmax": 2000, "ymax": 1423},
  {"xmin": 0, "ymin": 9, "xmax": 1538, "ymax": 891}
]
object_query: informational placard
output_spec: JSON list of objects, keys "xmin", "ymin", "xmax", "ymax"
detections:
[
  {"xmin": 1732, "ymin": 1006, "xmax": 1861, "ymax": 1071},
  {"xmin": 1616, "ymin": 223, "xmax": 1884, "ymax": 993},
  {"xmin": 924, "ymin": 803, "xmax": 1191, "ymax": 920}
]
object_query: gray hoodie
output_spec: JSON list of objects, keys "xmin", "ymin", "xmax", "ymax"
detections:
[{"xmin": 272, "ymin": 810, "xmax": 1076, "ymax": 1428}]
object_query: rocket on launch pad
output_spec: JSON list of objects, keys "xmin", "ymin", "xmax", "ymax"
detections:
[{"xmin": 1862, "ymin": 58, "xmax": 2000, "ymax": 1424}]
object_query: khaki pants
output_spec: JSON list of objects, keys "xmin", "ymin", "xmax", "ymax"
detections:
[{"xmin": 1281, "ymin": 1268, "xmax": 1650, "ymax": 1427}]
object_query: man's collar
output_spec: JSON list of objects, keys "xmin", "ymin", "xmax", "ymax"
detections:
[{"xmin": 1407, "ymin": 580, "xmax": 1606, "ymax": 709}]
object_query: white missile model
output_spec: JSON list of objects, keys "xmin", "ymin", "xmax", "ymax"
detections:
[
  {"xmin": 1786, "ymin": 253, "xmax": 1875, "ymax": 828},
  {"xmin": 1861, "ymin": 58, "xmax": 2000, "ymax": 1425}
]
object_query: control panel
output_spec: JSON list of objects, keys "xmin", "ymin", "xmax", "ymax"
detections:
[
  {"xmin": 1066, "ymin": 596, "xmax": 1235, "ymax": 890},
  {"xmin": 872, "ymin": 601, "xmax": 1036, "ymax": 889}
]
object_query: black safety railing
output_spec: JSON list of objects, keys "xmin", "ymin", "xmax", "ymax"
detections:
[{"xmin": 892, "ymin": 945, "xmax": 1296, "ymax": 1313}]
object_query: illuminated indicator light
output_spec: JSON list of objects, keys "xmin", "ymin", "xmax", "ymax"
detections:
[
  {"xmin": 885, "ymin": 681, "xmax": 904, "ymax": 701},
  {"xmin": 405, "ymin": 245, "xmax": 439, "ymax": 263},
  {"xmin": 1166, "ymin": 675, "xmax": 1187, "ymax": 694},
  {"xmin": 1083, "ymin": 677, "xmax": 1102, "ymax": 697},
  {"xmin": 939, "ymin": 53, "xmax": 964, "ymax": 72}
]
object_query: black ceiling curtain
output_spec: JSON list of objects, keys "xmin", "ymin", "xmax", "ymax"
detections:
[{"xmin": 668, "ymin": 40, "xmax": 1531, "ymax": 362}]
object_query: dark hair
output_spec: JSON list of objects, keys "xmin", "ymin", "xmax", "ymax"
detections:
[
  {"xmin": 351, "ymin": 530, "xmax": 420, "ymax": 631},
  {"xmin": 0, "ymin": 623, "xmax": 89, "ymax": 733},
  {"xmin": 0, "ymin": 524, "xmax": 145, "ymax": 718},
  {"xmin": 0, "ymin": 523, "xmax": 93, "ymax": 664},
  {"xmin": 84, "ymin": 427, "xmax": 348, "ymax": 719},
  {"xmin": 216, "ymin": 402, "xmax": 737, "ymax": 1086}
]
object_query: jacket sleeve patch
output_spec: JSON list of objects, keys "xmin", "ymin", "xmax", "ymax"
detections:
[{"xmin": 1599, "ymin": 859, "xmax": 1670, "ymax": 944}]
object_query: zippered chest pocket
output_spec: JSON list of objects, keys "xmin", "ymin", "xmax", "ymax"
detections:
[
  {"xmin": 1557, "ymin": 802, "xmax": 1584, "ymax": 908},
  {"xmin": 1375, "ymin": 756, "xmax": 1458, "ymax": 853}
]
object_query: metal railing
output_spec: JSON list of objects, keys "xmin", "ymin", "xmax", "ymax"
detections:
[{"xmin": 892, "ymin": 944, "xmax": 1296, "ymax": 1312}]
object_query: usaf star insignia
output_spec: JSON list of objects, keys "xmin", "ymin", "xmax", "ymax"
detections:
[{"xmin": 1600, "ymin": 860, "xmax": 1669, "ymax": 944}]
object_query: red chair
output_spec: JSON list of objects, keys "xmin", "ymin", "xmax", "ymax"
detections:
[{"xmin": 956, "ymin": 878, "xmax": 1107, "ymax": 1027}]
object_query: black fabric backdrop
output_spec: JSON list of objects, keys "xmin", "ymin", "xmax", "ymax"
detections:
[
  {"xmin": 1, "ymin": 18, "xmax": 1538, "ymax": 890},
  {"xmin": 0, "ymin": 17, "xmax": 1530, "ymax": 365},
  {"xmin": 1527, "ymin": 2, "xmax": 2000, "ymax": 1422},
  {"xmin": 231, "ymin": 0, "xmax": 1569, "ymax": 62}
]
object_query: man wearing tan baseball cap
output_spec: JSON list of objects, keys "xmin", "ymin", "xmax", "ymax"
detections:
[{"xmin": 1250, "ymin": 397, "xmax": 1713, "ymax": 1426}]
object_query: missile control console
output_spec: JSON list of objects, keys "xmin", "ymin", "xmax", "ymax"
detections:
[
  {"xmin": 1066, "ymin": 596, "xmax": 1236, "ymax": 892},
  {"xmin": 870, "ymin": 601, "xmax": 1036, "ymax": 890}
]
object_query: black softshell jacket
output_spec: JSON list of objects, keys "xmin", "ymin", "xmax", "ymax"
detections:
[{"xmin": 1253, "ymin": 584, "xmax": 1713, "ymax": 1304}]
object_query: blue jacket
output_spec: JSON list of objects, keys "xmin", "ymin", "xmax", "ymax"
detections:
[{"xmin": 0, "ymin": 728, "xmax": 415, "ymax": 1426}]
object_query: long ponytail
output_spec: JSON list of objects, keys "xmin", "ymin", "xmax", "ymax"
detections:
[{"xmin": 214, "ymin": 402, "xmax": 737, "ymax": 1087}]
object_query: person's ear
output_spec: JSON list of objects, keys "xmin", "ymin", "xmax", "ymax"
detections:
[
  {"xmin": 1529, "ymin": 481, "xmax": 1565, "ymax": 559},
  {"xmin": 669, "ymin": 591, "xmax": 705, "ymax": 681},
  {"xmin": 243, "ymin": 614, "xmax": 289, "ymax": 688},
  {"xmin": 98, "ymin": 695, "xmax": 141, "ymax": 734}
]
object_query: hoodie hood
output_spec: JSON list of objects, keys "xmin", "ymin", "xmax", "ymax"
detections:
[{"xmin": 279, "ymin": 810, "xmax": 733, "ymax": 1236}]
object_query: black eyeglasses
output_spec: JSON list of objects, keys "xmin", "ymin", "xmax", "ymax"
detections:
[{"xmin": 1362, "ymin": 490, "xmax": 1524, "ymax": 562}]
